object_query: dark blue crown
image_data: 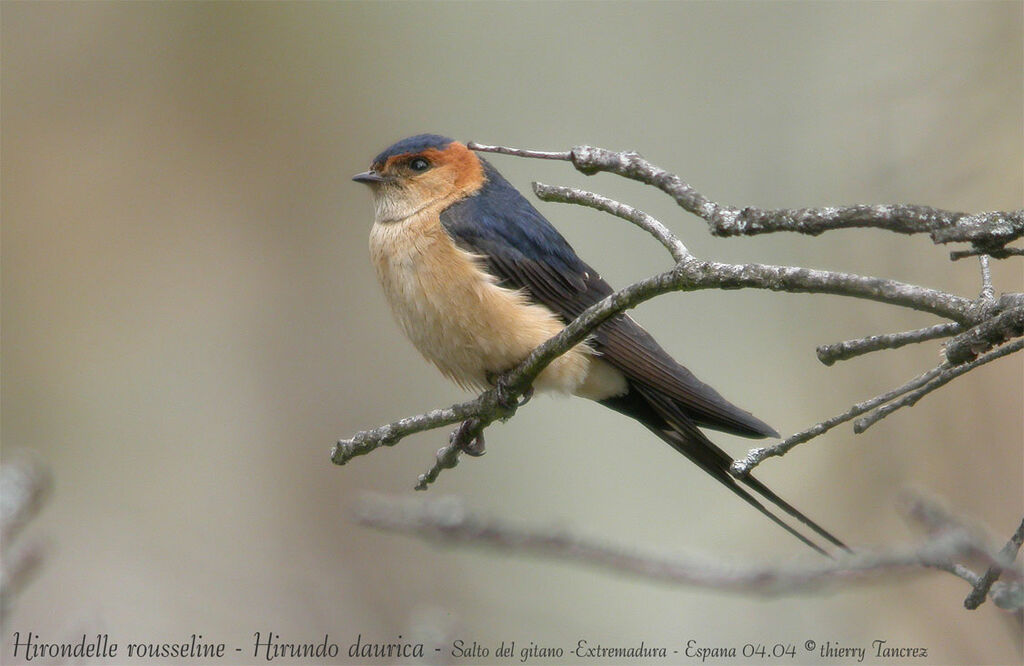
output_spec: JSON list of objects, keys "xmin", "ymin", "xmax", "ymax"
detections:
[{"xmin": 373, "ymin": 134, "xmax": 455, "ymax": 165}]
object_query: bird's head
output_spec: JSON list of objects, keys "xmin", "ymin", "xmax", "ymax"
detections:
[{"xmin": 353, "ymin": 134, "xmax": 485, "ymax": 223}]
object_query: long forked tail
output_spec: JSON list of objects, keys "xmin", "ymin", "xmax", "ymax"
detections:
[
  {"xmin": 654, "ymin": 425, "xmax": 848, "ymax": 557},
  {"xmin": 742, "ymin": 472, "xmax": 849, "ymax": 552},
  {"xmin": 601, "ymin": 386, "xmax": 849, "ymax": 556}
]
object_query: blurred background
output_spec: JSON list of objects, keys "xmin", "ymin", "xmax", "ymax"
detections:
[{"xmin": 2, "ymin": 2, "xmax": 1021, "ymax": 664}]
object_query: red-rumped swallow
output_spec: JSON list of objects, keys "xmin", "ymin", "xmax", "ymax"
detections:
[{"xmin": 354, "ymin": 134, "xmax": 846, "ymax": 555}]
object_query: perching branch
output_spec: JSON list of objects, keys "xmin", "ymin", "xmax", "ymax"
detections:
[
  {"xmin": 531, "ymin": 183, "xmax": 984, "ymax": 323},
  {"xmin": 353, "ymin": 492, "xmax": 1022, "ymax": 606},
  {"xmin": 337, "ymin": 141, "xmax": 1021, "ymax": 604},
  {"xmin": 335, "ymin": 265, "xmax": 689, "ymax": 482}
]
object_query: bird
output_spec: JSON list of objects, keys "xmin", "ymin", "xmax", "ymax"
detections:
[{"xmin": 353, "ymin": 134, "xmax": 847, "ymax": 555}]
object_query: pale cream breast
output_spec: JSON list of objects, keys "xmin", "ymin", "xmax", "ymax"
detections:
[{"xmin": 368, "ymin": 202, "xmax": 625, "ymax": 397}]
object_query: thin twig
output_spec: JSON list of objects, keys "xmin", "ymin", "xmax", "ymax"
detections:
[
  {"xmin": 731, "ymin": 364, "xmax": 947, "ymax": 476},
  {"xmin": 333, "ymin": 398, "xmax": 495, "ymax": 464},
  {"xmin": 467, "ymin": 142, "xmax": 572, "ymax": 162},
  {"xmin": 950, "ymin": 246, "xmax": 1024, "ymax": 260},
  {"xmin": 691, "ymin": 261, "xmax": 975, "ymax": 323},
  {"xmin": 854, "ymin": 338, "xmax": 1024, "ymax": 433},
  {"xmin": 901, "ymin": 492, "xmax": 1024, "ymax": 580},
  {"xmin": 470, "ymin": 142, "xmax": 1024, "ymax": 254},
  {"xmin": 816, "ymin": 323, "xmax": 963, "ymax": 366},
  {"xmin": 0, "ymin": 458, "xmax": 51, "ymax": 546},
  {"xmin": 965, "ymin": 519, "xmax": 1024, "ymax": 610},
  {"xmin": 944, "ymin": 306, "xmax": 1024, "ymax": 365},
  {"xmin": 533, "ymin": 182, "xmax": 690, "ymax": 263},
  {"xmin": 979, "ymin": 255, "xmax": 995, "ymax": 301},
  {"xmin": 416, "ymin": 442, "xmax": 464, "ymax": 491},
  {"xmin": 415, "ymin": 418, "xmax": 487, "ymax": 491}
]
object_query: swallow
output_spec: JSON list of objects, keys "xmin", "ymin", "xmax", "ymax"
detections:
[{"xmin": 353, "ymin": 134, "xmax": 846, "ymax": 555}]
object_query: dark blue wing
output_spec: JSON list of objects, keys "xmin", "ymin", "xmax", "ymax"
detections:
[{"xmin": 440, "ymin": 159, "xmax": 777, "ymax": 439}]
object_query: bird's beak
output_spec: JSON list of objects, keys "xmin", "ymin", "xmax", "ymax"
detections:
[{"xmin": 352, "ymin": 170, "xmax": 386, "ymax": 184}]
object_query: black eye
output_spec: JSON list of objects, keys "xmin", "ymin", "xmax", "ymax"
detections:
[{"xmin": 409, "ymin": 157, "xmax": 430, "ymax": 172}]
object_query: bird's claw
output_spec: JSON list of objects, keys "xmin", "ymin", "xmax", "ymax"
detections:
[
  {"xmin": 489, "ymin": 372, "xmax": 533, "ymax": 415},
  {"xmin": 450, "ymin": 420, "xmax": 486, "ymax": 456},
  {"xmin": 462, "ymin": 433, "xmax": 486, "ymax": 456}
]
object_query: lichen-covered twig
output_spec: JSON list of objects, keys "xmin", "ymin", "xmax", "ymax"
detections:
[
  {"xmin": 853, "ymin": 338, "xmax": 1024, "ymax": 433},
  {"xmin": 816, "ymin": 323, "xmax": 963, "ymax": 366},
  {"xmin": 943, "ymin": 306, "xmax": 1024, "ymax": 365},
  {"xmin": 734, "ymin": 335, "xmax": 1024, "ymax": 474},
  {"xmin": 532, "ymin": 183, "xmax": 689, "ymax": 262},
  {"xmin": 978, "ymin": 255, "xmax": 995, "ymax": 301},
  {"xmin": 731, "ymin": 364, "xmax": 946, "ymax": 476},
  {"xmin": 470, "ymin": 141, "xmax": 1024, "ymax": 258}
]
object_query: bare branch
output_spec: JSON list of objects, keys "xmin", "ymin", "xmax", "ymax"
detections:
[
  {"xmin": 932, "ymin": 210, "xmax": 1024, "ymax": 248},
  {"xmin": 695, "ymin": 261, "xmax": 977, "ymax": 322},
  {"xmin": 415, "ymin": 418, "xmax": 487, "ymax": 491},
  {"xmin": 333, "ymin": 397, "xmax": 496, "ymax": 465},
  {"xmin": 533, "ymin": 182, "xmax": 690, "ymax": 263},
  {"xmin": 816, "ymin": 323, "xmax": 963, "ymax": 366},
  {"xmin": 731, "ymin": 365, "xmax": 945, "ymax": 476},
  {"xmin": 0, "ymin": 458, "xmax": 51, "ymax": 547},
  {"xmin": 978, "ymin": 255, "xmax": 995, "ymax": 301},
  {"xmin": 465, "ymin": 142, "xmax": 572, "ymax": 162},
  {"xmin": 854, "ymin": 338, "xmax": 1024, "ymax": 433},
  {"xmin": 532, "ymin": 184, "xmax": 979, "ymax": 323},
  {"xmin": 353, "ymin": 493, "xmax": 1021, "ymax": 604},
  {"xmin": 1, "ymin": 457, "xmax": 52, "ymax": 628},
  {"xmin": 964, "ymin": 519, "xmax": 1024, "ymax": 611},
  {"xmin": 944, "ymin": 306, "xmax": 1024, "ymax": 365},
  {"xmin": 736, "ymin": 332, "xmax": 1024, "ymax": 475},
  {"xmin": 470, "ymin": 141, "xmax": 1023, "ymax": 256},
  {"xmin": 416, "ymin": 443, "xmax": 464, "ymax": 492},
  {"xmin": 951, "ymin": 246, "xmax": 1024, "ymax": 260}
]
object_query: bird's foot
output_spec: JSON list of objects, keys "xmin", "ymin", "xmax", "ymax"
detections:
[
  {"xmin": 487, "ymin": 371, "xmax": 533, "ymax": 417},
  {"xmin": 450, "ymin": 420, "xmax": 486, "ymax": 456}
]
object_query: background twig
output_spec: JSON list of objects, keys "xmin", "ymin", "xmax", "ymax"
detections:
[
  {"xmin": 353, "ymin": 492, "xmax": 1022, "ymax": 606},
  {"xmin": 0, "ymin": 457, "xmax": 51, "ymax": 628}
]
